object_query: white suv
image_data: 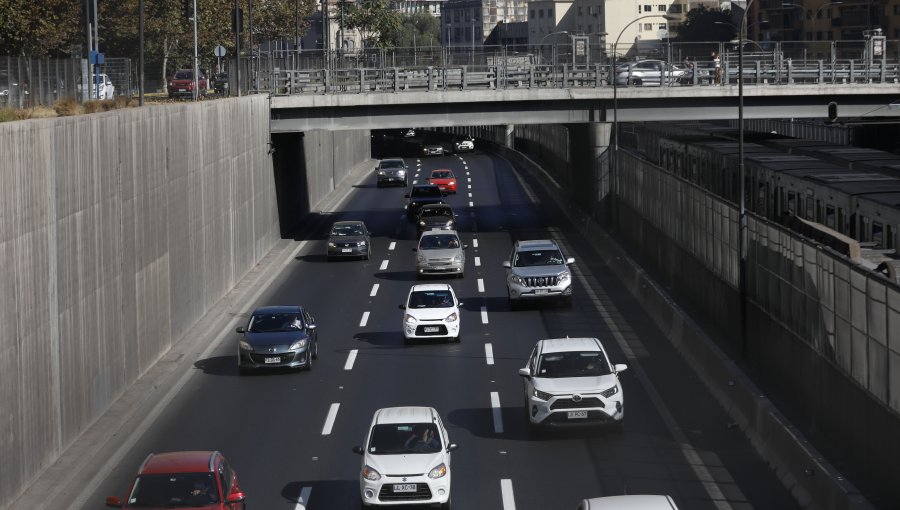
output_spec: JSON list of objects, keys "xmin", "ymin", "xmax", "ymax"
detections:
[
  {"xmin": 353, "ymin": 407, "xmax": 457, "ymax": 509},
  {"xmin": 400, "ymin": 284, "xmax": 462, "ymax": 344},
  {"xmin": 519, "ymin": 338, "xmax": 627, "ymax": 430}
]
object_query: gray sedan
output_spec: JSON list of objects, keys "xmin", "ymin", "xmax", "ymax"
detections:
[
  {"xmin": 236, "ymin": 305, "xmax": 318, "ymax": 373},
  {"xmin": 614, "ymin": 60, "xmax": 688, "ymax": 86},
  {"xmin": 327, "ymin": 220, "xmax": 371, "ymax": 260}
]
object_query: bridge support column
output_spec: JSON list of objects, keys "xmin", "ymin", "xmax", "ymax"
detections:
[
  {"xmin": 504, "ymin": 124, "xmax": 515, "ymax": 148},
  {"xmin": 568, "ymin": 122, "xmax": 612, "ymax": 222}
]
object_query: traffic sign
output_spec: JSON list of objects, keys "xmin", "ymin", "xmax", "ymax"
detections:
[{"xmin": 214, "ymin": 45, "xmax": 227, "ymax": 58}]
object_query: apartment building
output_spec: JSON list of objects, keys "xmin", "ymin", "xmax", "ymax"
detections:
[{"xmin": 441, "ymin": 0, "xmax": 529, "ymax": 46}]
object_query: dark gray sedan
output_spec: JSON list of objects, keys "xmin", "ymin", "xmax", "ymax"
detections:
[
  {"xmin": 326, "ymin": 220, "xmax": 371, "ymax": 260},
  {"xmin": 236, "ymin": 305, "xmax": 318, "ymax": 373}
]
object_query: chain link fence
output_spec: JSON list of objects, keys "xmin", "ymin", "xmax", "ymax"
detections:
[{"xmin": 1, "ymin": 55, "xmax": 135, "ymax": 108}]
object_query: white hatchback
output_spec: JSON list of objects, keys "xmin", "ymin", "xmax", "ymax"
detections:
[
  {"xmin": 400, "ymin": 284, "xmax": 462, "ymax": 344},
  {"xmin": 519, "ymin": 337, "xmax": 627, "ymax": 429},
  {"xmin": 353, "ymin": 407, "xmax": 457, "ymax": 509}
]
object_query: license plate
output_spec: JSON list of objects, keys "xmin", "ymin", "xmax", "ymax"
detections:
[
  {"xmin": 424, "ymin": 326, "xmax": 439, "ymax": 333},
  {"xmin": 264, "ymin": 357, "xmax": 280, "ymax": 364},
  {"xmin": 392, "ymin": 484, "xmax": 417, "ymax": 493},
  {"xmin": 341, "ymin": 248, "xmax": 351, "ymax": 253},
  {"xmin": 567, "ymin": 410, "xmax": 588, "ymax": 419},
  {"xmin": 178, "ymin": 88, "xmax": 186, "ymax": 92},
  {"xmin": 535, "ymin": 289, "xmax": 549, "ymax": 294}
]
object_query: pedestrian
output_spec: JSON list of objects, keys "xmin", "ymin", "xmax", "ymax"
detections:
[
  {"xmin": 713, "ymin": 51, "xmax": 722, "ymax": 84},
  {"xmin": 708, "ymin": 51, "xmax": 717, "ymax": 85}
]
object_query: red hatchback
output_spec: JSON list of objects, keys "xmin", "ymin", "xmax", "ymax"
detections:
[
  {"xmin": 106, "ymin": 451, "xmax": 246, "ymax": 509},
  {"xmin": 429, "ymin": 169, "xmax": 458, "ymax": 194}
]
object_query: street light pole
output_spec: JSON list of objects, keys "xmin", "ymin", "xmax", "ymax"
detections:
[{"xmin": 538, "ymin": 31, "xmax": 569, "ymax": 66}]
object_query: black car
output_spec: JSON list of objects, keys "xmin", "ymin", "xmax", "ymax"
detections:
[
  {"xmin": 326, "ymin": 220, "xmax": 371, "ymax": 260},
  {"xmin": 416, "ymin": 204, "xmax": 457, "ymax": 238},
  {"xmin": 405, "ymin": 184, "xmax": 446, "ymax": 220},
  {"xmin": 236, "ymin": 305, "xmax": 318, "ymax": 373}
]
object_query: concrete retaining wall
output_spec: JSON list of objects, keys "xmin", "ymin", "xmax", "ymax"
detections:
[{"xmin": 0, "ymin": 96, "xmax": 278, "ymax": 509}]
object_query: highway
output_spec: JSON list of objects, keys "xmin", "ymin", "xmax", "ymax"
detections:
[{"xmin": 81, "ymin": 146, "xmax": 799, "ymax": 510}]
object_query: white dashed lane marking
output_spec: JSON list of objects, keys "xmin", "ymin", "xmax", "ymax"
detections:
[
  {"xmin": 360, "ymin": 312, "xmax": 370, "ymax": 327},
  {"xmin": 481, "ymin": 306, "xmax": 489, "ymax": 324},
  {"xmin": 344, "ymin": 349, "xmax": 358, "ymax": 370},
  {"xmin": 468, "ymin": 184, "xmax": 472, "ymax": 189},
  {"xmin": 468, "ymin": 192, "xmax": 472, "ymax": 198},
  {"xmin": 491, "ymin": 392, "xmax": 504, "ymax": 433},
  {"xmin": 388, "ymin": 242, "xmax": 396, "ymax": 251},
  {"xmin": 485, "ymin": 343, "xmax": 494, "ymax": 365},
  {"xmin": 500, "ymin": 480, "xmax": 515, "ymax": 510},
  {"xmin": 477, "ymin": 279, "xmax": 485, "ymax": 293},
  {"xmin": 294, "ymin": 486, "xmax": 312, "ymax": 510},
  {"xmin": 469, "ymin": 201, "xmax": 474, "ymax": 207},
  {"xmin": 475, "ymin": 257, "xmax": 481, "ymax": 267},
  {"xmin": 473, "ymin": 239, "xmax": 479, "ymax": 248},
  {"xmin": 370, "ymin": 284, "xmax": 379, "ymax": 297},
  {"xmin": 379, "ymin": 260, "xmax": 389, "ymax": 270},
  {"xmin": 322, "ymin": 403, "xmax": 340, "ymax": 435}
]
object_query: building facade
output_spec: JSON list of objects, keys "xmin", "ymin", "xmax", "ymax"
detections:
[{"xmin": 441, "ymin": 0, "xmax": 529, "ymax": 46}]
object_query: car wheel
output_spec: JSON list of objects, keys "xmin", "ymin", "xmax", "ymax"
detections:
[
  {"xmin": 312, "ymin": 341, "xmax": 319, "ymax": 360},
  {"xmin": 305, "ymin": 350, "xmax": 313, "ymax": 371}
]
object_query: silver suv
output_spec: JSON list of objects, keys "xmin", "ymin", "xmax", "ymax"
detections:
[
  {"xmin": 503, "ymin": 239, "xmax": 574, "ymax": 308},
  {"xmin": 416, "ymin": 230, "xmax": 466, "ymax": 278}
]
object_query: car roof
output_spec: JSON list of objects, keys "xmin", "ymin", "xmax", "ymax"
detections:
[
  {"xmin": 252, "ymin": 305, "xmax": 302, "ymax": 314},
  {"xmin": 538, "ymin": 337, "xmax": 603, "ymax": 354},
  {"xmin": 420, "ymin": 203, "xmax": 452, "ymax": 211},
  {"xmin": 411, "ymin": 184, "xmax": 440, "ymax": 190},
  {"xmin": 579, "ymin": 495, "xmax": 678, "ymax": 510},
  {"xmin": 374, "ymin": 406, "xmax": 438, "ymax": 425},
  {"xmin": 332, "ymin": 220, "xmax": 365, "ymax": 227},
  {"xmin": 430, "ymin": 168, "xmax": 453, "ymax": 173},
  {"xmin": 420, "ymin": 229, "xmax": 459, "ymax": 238},
  {"xmin": 410, "ymin": 283, "xmax": 453, "ymax": 293},
  {"xmin": 139, "ymin": 451, "xmax": 216, "ymax": 475},
  {"xmin": 516, "ymin": 239, "xmax": 559, "ymax": 250},
  {"xmin": 379, "ymin": 158, "xmax": 405, "ymax": 163}
]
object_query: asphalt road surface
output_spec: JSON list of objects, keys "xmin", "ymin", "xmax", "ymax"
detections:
[{"xmin": 80, "ymin": 148, "xmax": 799, "ymax": 510}]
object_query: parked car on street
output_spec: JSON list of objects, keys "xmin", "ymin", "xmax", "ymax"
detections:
[
  {"xmin": 352, "ymin": 406, "xmax": 456, "ymax": 509},
  {"xmin": 79, "ymin": 73, "xmax": 115, "ymax": 99},
  {"xmin": 235, "ymin": 306, "xmax": 318, "ymax": 373},
  {"xmin": 105, "ymin": 451, "xmax": 246, "ymax": 509},
  {"xmin": 169, "ymin": 69, "xmax": 208, "ymax": 99},
  {"xmin": 519, "ymin": 337, "xmax": 628, "ymax": 430}
]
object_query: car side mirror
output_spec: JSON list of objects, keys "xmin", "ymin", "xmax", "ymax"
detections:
[
  {"xmin": 352, "ymin": 446, "xmax": 364, "ymax": 455},
  {"xmin": 399, "ymin": 304, "xmax": 406, "ymax": 310},
  {"xmin": 566, "ymin": 257, "xmax": 575, "ymax": 265},
  {"xmin": 226, "ymin": 491, "xmax": 246, "ymax": 503},
  {"xmin": 614, "ymin": 363, "xmax": 628, "ymax": 373},
  {"xmin": 463, "ymin": 244, "xmax": 469, "ymax": 250},
  {"xmin": 307, "ymin": 323, "xmax": 317, "ymax": 330},
  {"xmin": 235, "ymin": 326, "xmax": 247, "ymax": 334},
  {"xmin": 457, "ymin": 302, "xmax": 463, "ymax": 307},
  {"xmin": 502, "ymin": 261, "xmax": 511, "ymax": 268},
  {"xmin": 105, "ymin": 496, "xmax": 123, "ymax": 508},
  {"xmin": 447, "ymin": 443, "xmax": 459, "ymax": 452},
  {"xmin": 518, "ymin": 368, "xmax": 532, "ymax": 379}
]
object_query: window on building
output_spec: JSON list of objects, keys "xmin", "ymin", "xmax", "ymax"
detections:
[
  {"xmin": 644, "ymin": 5, "xmax": 652, "ymax": 12},
  {"xmin": 828, "ymin": 30, "xmax": 833, "ymax": 38},
  {"xmin": 671, "ymin": 4, "xmax": 682, "ymax": 13},
  {"xmin": 658, "ymin": 4, "xmax": 666, "ymax": 11},
  {"xmin": 873, "ymin": 222, "xmax": 884, "ymax": 247},
  {"xmin": 816, "ymin": 31, "xmax": 823, "ymax": 39},
  {"xmin": 825, "ymin": 205, "xmax": 836, "ymax": 229},
  {"xmin": 588, "ymin": 24, "xmax": 593, "ymax": 32},
  {"xmin": 806, "ymin": 9, "xmax": 812, "ymax": 19},
  {"xmin": 894, "ymin": 4, "xmax": 900, "ymax": 14},
  {"xmin": 638, "ymin": 23, "xmax": 643, "ymax": 32},
  {"xmin": 578, "ymin": 5, "xmax": 583, "ymax": 14},
  {"xmin": 659, "ymin": 23, "xmax": 666, "ymax": 29},
  {"xmin": 644, "ymin": 22, "xmax": 653, "ymax": 30},
  {"xmin": 530, "ymin": 9, "xmax": 535, "ymax": 18},
  {"xmin": 539, "ymin": 9, "xmax": 544, "ymax": 18},
  {"xmin": 578, "ymin": 24, "xmax": 583, "ymax": 31}
]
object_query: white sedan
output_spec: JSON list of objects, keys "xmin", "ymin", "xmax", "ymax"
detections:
[
  {"xmin": 519, "ymin": 337, "xmax": 628, "ymax": 429},
  {"xmin": 400, "ymin": 284, "xmax": 462, "ymax": 344}
]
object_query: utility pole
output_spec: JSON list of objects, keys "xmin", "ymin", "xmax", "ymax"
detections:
[
  {"xmin": 234, "ymin": 0, "xmax": 241, "ymax": 96},
  {"xmin": 139, "ymin": 0, "xmax": 144, "ymax": 105},
  {"xmin": 192, "ymin": 0, "xmax": 199, "ymax": 100}
]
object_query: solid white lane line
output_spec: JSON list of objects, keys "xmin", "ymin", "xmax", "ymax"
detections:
[
  {"xmin": 344, "ymin": 349, "xmax": 358, "ymax": 370},
  {"xmin": 469, "ymin": 201, "xmax": 474, "ymax": 207},
  {"xmin": 481, "ymin": 306, "xmax": 489, "ymax": 324},
  {"xmin": 500, "ymin": 479, "xmax": 515, "ymax": 510},
  {"xmin": 478, "ymin": 279, "xmax": 485, "ymax": 293},
  {"xmin": 360, "ymin": 312, "xmax": 370, "ymax": 327},
  {"xmin": 322, "ymin": 403, "xmax": 340, "ymax": 435},
  {"xmin": 389, "ymin": 241, "xmax": 396, "ymax": 250},
  {"xmin": 473, "ymin": 239, "xmax": 479, "ymax": 248},
  {"xmin": 370, "ymin": 284, "xmax": 380, "ymax": 297},
  {"xmin": 293, "ymin": 486, "xmax": 312, "ymax": 510},
  {"xmin": 475, "ymin": 257, "xmax": 481, "ymax": 267},
  {"xmin": 379, "ymin": 259, "xmax": 389, "ymax": 270},
  {"xmin": 485, "ymin": 343, "xmax": 494, "ymax": 365},
  {"xmin": 491, "ymin": 392, "xmax": 504, "ymax": 433}
]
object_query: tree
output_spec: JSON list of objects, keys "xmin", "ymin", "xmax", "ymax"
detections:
[
  {"xmin": 393, "ymin": 12, "xmax": 441, "ymax": 48},
  {"xmin": 674, "ymin": 6, "xmax": 737, "ymax": 42},
  {"xmin": 343, "ymin": 0, "xmax": 402, "ymax": 48},
  {"xmin": 0, "ymin": 0, "xmax": 82, "ymax": 56}
]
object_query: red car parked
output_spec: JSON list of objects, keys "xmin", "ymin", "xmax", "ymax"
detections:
[
  {"xmin": 168, "ymin": 69, "xmax": 208, "ymax": 99},
  {"xmin": 106, "ymin": 451, "xmax": 246, "ymax": 509},
  {"xmin": 429, "ymin": 169, "xmax": 458, "ymax": 194}
]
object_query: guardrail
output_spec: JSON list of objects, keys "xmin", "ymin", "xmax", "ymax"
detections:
[{"xmin": 269, "ymin": 59, "xmax": 900, "ymax": 95}]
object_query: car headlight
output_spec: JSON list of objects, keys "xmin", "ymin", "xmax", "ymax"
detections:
[
  {"xmin": 289, "ymin": 339, "xmax": 308, "ymax": 351},
  {"xmin": 417, "ymin": 254, "xmax": 426, "ymax": 263},
  {"xmin": 600, "ymin": 386, "xmax": 619, "ymax": 398},
  {"xmin": 444, "ymin": 312, "xmax": 458, "ymax": 323},
  {"xmin": 405, "ymin": 314, "xmax": 417, "ymax": 325},
  {"xmin": 532, "ymin": 389, "xmax": 552, "ymax": 401},
  {"xmin": 358, "ymin": 241, "xmax": 366, "ymax": 246},
  {"xmin": 448, "ymin": 181, "xmax": 455, "ymax": 186},
  {"xmin": 397, "ymin": 170, "xmax": 406, "ymax": 175},
  {"xmin": 510, "ymin": 274, "xmax": 525, "ymax": 285},
  {"xmin": 362, "ymin": 465, "xmax": 381, "ymax": 481},
  {"xmin": 419, "ymin": 221, "xmax": 426, "ymax": 226},
  {"xmin": 428, "ymin": 463, "xmax": 447, "ymax": 479},
  {"xmin": 328, "ymin": 242, "xmax": 336, "ymax": 247},
  {"xmin": 377, "ymin": 170, "xmax": 385, "ymax": 175},
  {"xmin": 239, "ymin": 340, "xmax": 253, "ymax": 351},
  {"xmin": 452, "ymin": 253, "xmax": 463, "ymax": 263},
  {"xmin": 558, "ymin": 270, "xmax": 570, "ymax": 283}
]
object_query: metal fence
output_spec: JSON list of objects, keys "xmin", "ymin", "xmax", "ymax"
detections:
[{"xmin": 0, "ymin": 55, "xmax": 135, "ymax": 108}]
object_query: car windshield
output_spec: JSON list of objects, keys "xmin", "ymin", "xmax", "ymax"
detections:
[
  {"xmin": 247, "ymin": 313, "xmax": 303, "ymax": 332},
  {"xmin": 536, "ymin": 351, "xmax": 611, "ymax": 378},
  {"xmin": 174, "ymin": 71, "xmax": 193, "ymax": 79},
  {"xmin": 411, "ymin": 187, "xmax": 442, "ymax": 198},
  {"xmin": 380, "ymin": 160, "xmax": 405, "ymax": 169},
  {"xmin": 331, "ymin": 224, "xmax": 364, "ymax": 236},
  {"xmin": 408, "ymin": 290, "xmax": 454, "ymax": 308},
  {"xmin": 514, "ymin": 249, "xmax": 564, "ymax": 267},
  {"xmin": 420, "ymin": 234, "xmax": 460, "ymax": 250},
  {"xmin": 368, "ymin": 423, "xmax": 442, "ymax": 454},
  {"xmin": 420, "ymin": 208, "xmax": 452, "ymax": 219},
  {"xmin": 127, "ymin": 473, "xmax": 219, "ymax": 507},
  {"xmin": 431, "ymin": 171, "xmax": 452, "ymax": 179}
]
